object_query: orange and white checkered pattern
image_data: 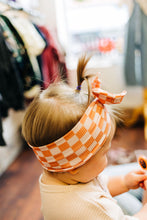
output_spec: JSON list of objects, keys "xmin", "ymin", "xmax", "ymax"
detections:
[
  {"xmin": 92, "ymin": 76, "xmax": 127, "ymax": 104},
  {"xmin": 92, "ymin": 88, "xmax": 127, "ymax": 104},
  {"xmin": 29, "ymin": 77, "xmax": 127, "ymax": 172}
]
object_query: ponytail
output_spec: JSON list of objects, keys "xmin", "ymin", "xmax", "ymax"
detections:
[{"xmin": 76, "ymin": 55, "xmax": 94, "ymax": 105}]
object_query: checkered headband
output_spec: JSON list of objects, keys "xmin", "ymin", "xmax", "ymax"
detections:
[{"xmin": 29, "ymin": 77, "xmax": 127, "ymax": 172}]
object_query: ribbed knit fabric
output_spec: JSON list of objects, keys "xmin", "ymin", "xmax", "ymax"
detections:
[{"xmin": 39, "ymin": 174, "xmax": 138, "ymax": 220}]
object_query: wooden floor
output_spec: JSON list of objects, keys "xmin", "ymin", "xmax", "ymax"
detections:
[
  {"xmin": 1, "ymin": 125, "xmax": 147, "ymax": 220},
  {"xmin": 0, "ymin": 149, "xmax": 43, "ymax": 220}
]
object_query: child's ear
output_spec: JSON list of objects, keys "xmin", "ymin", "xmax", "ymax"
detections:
[{"xmin": 68, "ymin": 168, "xmax": 79, "ymax": 175}]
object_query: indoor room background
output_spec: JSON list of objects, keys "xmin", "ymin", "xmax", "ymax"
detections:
[{"xmin": 0, "ymin": 0, "xmax": 146, "ymax": 219}]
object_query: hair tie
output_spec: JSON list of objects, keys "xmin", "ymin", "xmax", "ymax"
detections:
[{"xmin": 76, "ymin": 85, "xmax": 81, "ymax": 91}]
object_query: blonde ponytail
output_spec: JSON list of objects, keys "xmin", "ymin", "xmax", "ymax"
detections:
[{"xmin": 76, "ymin": 55, "xmax": 95, "ymax": 105}]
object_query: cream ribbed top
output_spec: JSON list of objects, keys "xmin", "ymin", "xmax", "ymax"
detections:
[{"xmin": 39, "ymin": 174, "xmax": 138, "ymax": 220}]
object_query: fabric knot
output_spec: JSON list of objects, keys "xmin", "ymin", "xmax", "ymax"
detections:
[{"xmin": 91, "ymin": 76, "xmax": 127, "ymax": 105}]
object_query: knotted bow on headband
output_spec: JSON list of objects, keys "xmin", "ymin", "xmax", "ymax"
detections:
[
  {"xmin": 29, "ymin": 77, "xmax": 127, "ymax": 172},
  {"xmin": 92, "ymin": 76, "xmax": 127, "ymax": 104}
]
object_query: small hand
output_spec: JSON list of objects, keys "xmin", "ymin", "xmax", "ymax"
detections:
[
  {"xmin": 143, "ymin": 179, "xmax": 147, "ymax": 190},
  {"xmin": 123, "ymin": 170, "xmax": 147, "ymax": 190}
]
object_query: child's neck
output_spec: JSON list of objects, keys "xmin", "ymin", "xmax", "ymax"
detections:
[{"xmin": 42, "ymin": 170, "xmax": 79, "ymax": 185}]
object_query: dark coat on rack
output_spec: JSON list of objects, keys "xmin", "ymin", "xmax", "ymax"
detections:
[
  {"xmin": 0, "ymin": 24, "xmax": 24, "ymax": 117},
  {"xmin": 0, "ymin": 15, "xmax": 39, "ymax": 91}
]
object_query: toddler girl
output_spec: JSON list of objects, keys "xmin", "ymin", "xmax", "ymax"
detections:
[{"xmin": 22, "ymin": 56, "xmax": 147, "ymax": 220}]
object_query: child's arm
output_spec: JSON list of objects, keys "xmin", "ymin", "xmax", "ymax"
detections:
[{"xmin": 107, "ymin": 170, "xmax": 147, "ymax": 197}]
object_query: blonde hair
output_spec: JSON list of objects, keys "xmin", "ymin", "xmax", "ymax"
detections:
[{"xmin": 22, "ymin": 56, "xmax": 93, "ymax": 147}]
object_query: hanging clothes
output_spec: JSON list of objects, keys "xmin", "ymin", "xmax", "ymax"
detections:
[
  {"xmin": 124, "ymin": 0, "xmax": 147, "ymax": 86},
  {"xmin": 0, "ymin": 9, "xmax": 68, "ymax": 145},
  {"xmin": 136, "ymin": 0, "xmax": 147, "ymax": 15},
  {"xmin": 6, "ymin": 14, "xmax": 46, "ymax": 83},
  {"xmin": 0, "ymin": 14, "xmax": 41, "ymax": 146},
  {"xmin": 0, "ymin": 23, "xmax": 24, "ymax": 117},
  {"xmin": 38, "ymin": 26, "xmax": 68, "ymax": 89},
  {"xmin": 0, "ymin": 14, "xmax": 38, "ymax": 91},
  {"xmin": 0, "ymin": 94, "xmax": 6, "ymax": 146},
  {"xmin": 34, "ymin": 24, "xmax": 48, "ymax": 84}
]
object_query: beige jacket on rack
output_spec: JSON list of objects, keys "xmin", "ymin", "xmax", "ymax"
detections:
[{"xmin": 121, "ymin": 0, "xmax": 147, "ymax": 16}]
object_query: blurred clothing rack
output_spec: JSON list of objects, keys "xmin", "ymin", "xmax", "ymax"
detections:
[{"xmin": 0, "ymin": 0, "xmax": 42, "ymax": 18}]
